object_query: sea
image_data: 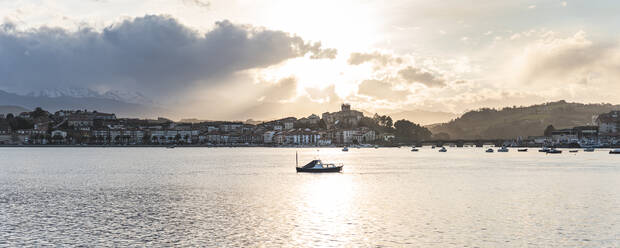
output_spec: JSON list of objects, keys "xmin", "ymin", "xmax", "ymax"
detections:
[{"xmin": 1, "ymin": 147, "xmax": 619, "ymax": 247}]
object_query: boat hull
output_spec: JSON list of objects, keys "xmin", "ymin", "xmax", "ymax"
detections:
[{"xmin": 296, "ymin": 166, "xmax": 343, "ymax": 173}]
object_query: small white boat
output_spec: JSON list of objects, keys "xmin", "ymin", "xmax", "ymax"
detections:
[
  {"xmin": 546, "ymin": 148, "xmax": 562, "ymax": 154},
  {"xmin": 485, "ymin": 148, "xmax": 494, "ymax": 153},
  {"xmin": 584, "ymin": 147, "xmax": 595, "ymax": 152},
  {"xmin": 610, "ymin": 149, "xmax": 620, "ymax": 154},
  {"xmin": 411, "ymin": 146, "xmax": 419, "ymax": 152},
  {"xmin": 539, "ymin": 147, "xmax": 550, "ymax": 153},
  {"xmin": 438, "ymin": 147, "xmax": 447, "ymax": 152},
  {"xmin": 497, "ymin": 146, "xmax": 509, "ymax": 152},
  {"xmin": 342, "ymin": 146, "xmax": 349, "ymax": 152}
]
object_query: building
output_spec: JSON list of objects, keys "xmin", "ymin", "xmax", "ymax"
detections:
[
  {"xmin": 263, "ymin": 131, "xmax": 276, "ymax": 144},
  {"xmin": 322, "ymin": 103, "xmax": 364, "ymax": 128},
  {"xmin": 596, "ymin": 111, "xmax": 620, "ymax": 135},
  {"xmin": 551, "ymin": 129, "xmax": 578, "ymax": 144}
]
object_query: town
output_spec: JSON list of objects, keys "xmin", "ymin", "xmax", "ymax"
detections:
[{"xmin": 0, "ymin": 103, "xmax": 619, "ymax": 147}]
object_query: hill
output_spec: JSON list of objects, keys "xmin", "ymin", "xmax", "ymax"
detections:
[
  {"xmin": 0, "ymin": 90, "xmax": 169, "ymax": 119},
  {"xmin": 428, "ymin": 100, "xmax": 620, "ymax": 139},
  {"xmin": 0, "ymin": 105, "xmax": 31, "ymax": 116},
  {"xmin": 387, "ymin": 109, "xmax": 458, "ymax": 125}
]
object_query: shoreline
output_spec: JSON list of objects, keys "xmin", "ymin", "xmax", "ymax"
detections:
[{"xmin": 1, "ymin": 144, "xmax": 619, "ymax": 148}]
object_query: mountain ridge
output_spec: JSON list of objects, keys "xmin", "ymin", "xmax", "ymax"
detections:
[{"xmin": 428, "ymin": 100, "xmax": 620, "ymax": 139}]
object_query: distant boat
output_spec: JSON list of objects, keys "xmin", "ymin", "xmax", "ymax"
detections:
[
  {"xmin": 569, "ymin": 150, "xmax": 579, "ymax": 153},
  {"xmin": 485, "ymin": 148, "xmax": 494, "ymax": 153},
  {"xmin": 431, "ymin": 145, "xmax": 436, "ymax": 149},
  {"xmin": 167, "ymin": 145, "xmax": 176, "ymax": 149},
  {"xmin": 374, "ymin": 145, "xmax": 379, "ymax": 149},
  {"xmin": 518, "ymin": 148, "xmax": 528, "ymax": 152},
  {"xmin": 438, "ymin": 147, "xmax": 447, "ymax": 152},
  {"xmin": 546, "ymin": 148, "xmax": 562, "ymax": 154},
  {"xmin": 497, "ymin": 146, "xmax": 509, "ymax": 152},
  {"xmin": 610, "ymin": 149, "xmax": 620, "ymax": 154},
  {"xmin": 584, "ymin": 147, "xmax": 595, "ymax": 152},
  {"xmin": 295, "ymin": 152, "xmax": 343, "ymax": 173},
  {"xmin": 539, "ymin": 147, "xmax": 551, "ymax": 153},
  {"xmin": 411, "ymin": 146, "xmax": 419, "ymax": 152},
  {"xmin": 342, "ymin": 146, "xmax": 349, "ymax": 152}
]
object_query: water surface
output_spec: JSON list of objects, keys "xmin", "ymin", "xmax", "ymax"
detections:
[{"xmin": 1, "ymin": 147, "xmax": 619, "ymax": 247}]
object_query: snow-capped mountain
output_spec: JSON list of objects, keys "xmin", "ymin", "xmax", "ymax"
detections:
[
  {"xmin": 25, "ymin": 88, "xmax": 155, "ymax": 106},
  {"xmin": 0, "ymin": 89, "xmax": 169, "ymax": 118}
]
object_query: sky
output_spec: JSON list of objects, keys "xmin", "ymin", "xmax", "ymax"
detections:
[{"xmin": 1, "ymin": 0, "xmax": 620, "ymax": 121}]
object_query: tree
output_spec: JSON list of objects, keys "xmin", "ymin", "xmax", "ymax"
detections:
[
  {"xmin": 543, "ymin": 125, "xmax": 556, "ymax": 137},
  {"xmin": 394, "ymin": 119, "xmax": 432, "ymax": 142},
  {"xmin": 385, "ymin": 116, "xmax": 393, "ymax": 129}
]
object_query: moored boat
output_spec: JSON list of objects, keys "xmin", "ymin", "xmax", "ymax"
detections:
[
  {"xmin": 295, "ymin": 152, "xmax": 343, "ymax": 173},
  {"xmin": 411, "ymin": 146, "xmax": 419, "ymax": 152},
  {"xmin": 539, "ymin": 147, "xmax": 550, "ymax": 153},
  {"xmin": 485, "ymin": 148, "xmax": 494, "ymax": 153},
  {"xmin": 438, "ymin": 147, "xmax": 447, "ymax": 152},
  {"xmin": 584, "ymin": 147, "xmax": 595, "ymax": 152},
  {"xmin": 546, "ymin": 148, "xmax": 562, "ymax": 154},
  {"xmin": 497, "ymin": 146, "xmax": 509, "ymax": 152},
  {"xmin": 518, "ymin": 148, "xmax": 528, "ymax": 152},
  {"xmin": 342, "ymin": 146, "xmax": 349, "ymax": 152},
  {"xmin": 569, "ymin": 150, "xmax": 579, "ymax": 153},
  {"xmin": 610, "ymin": 149, "xmax": 620, "ymax": 154}
]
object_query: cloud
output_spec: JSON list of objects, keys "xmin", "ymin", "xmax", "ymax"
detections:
[
  {"xmin": 0, "ymin": 14, "xmax": 336, "ymax": 97},
  {"xmin": 357, "ymin": 79, "xmax": 409, "ymax": 101},
  {"xmin": 513, "ymin": 31, "xmax": 620, "ymax": 87},
  {"xmin": 348, "ymin": 52, "xmax": 402, "ymax": 66},
  {"xmin": 398, "ymin": 66, "xmax": 446, "ymax": 87},
  {"xmin": 259, "ymin": 77, "xmax": 297, "ymax": 102},
  {"xmin": 182, "ymin": 0, "xmax": 210, "ymax": 8}
]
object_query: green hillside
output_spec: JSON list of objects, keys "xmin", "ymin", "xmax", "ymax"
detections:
[{"xmin": 429, "ymin": 100, "xmax": 620, "ymax": 139}]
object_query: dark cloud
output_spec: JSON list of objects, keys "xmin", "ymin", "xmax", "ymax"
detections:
[
  {"xmin": 348, "ymin": 52, "xmax": 402, "ymax": 66},
  {"xmin": 0, "ymin": 15, "xmax": 336, "ymax": 97},
  {"xmin": 358, "ymin": 79, "xmax": 409, "ymax": 101},
  {"xmin": 398, "ymin": 66, "xmax": 446, "ymax": 87}
]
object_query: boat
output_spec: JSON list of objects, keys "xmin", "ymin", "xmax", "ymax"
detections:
[
  {"xmin": 431, "ymin": 145, "xmax": 436, "ymax": 149},
  {"xmin": 518, "ymin": 148, "xmax": 528, "ymax": 152},
  {"xmin": 546, "ymin": 148, "xmax": 562, "ymax": 154},
  {"xmin": 438, "ymin": 147, "xmax": 447, "ymax": 152},
  {"xmin": 342, "ymin": 146, "xmax": 349, "ymax": 152},
  {"xmin": 411, "ymin": 147, "xmax": 419, "ymax": 152},
  {"xmin": 374, "ymin": 145, "xmax": 379, "ymax": 149},
  {"xmin": 497, "ymin": 146, "xmax": 509, "ymax": 152},
  {"xmin": 485, "ymin": 148, "xmax": 494, "ymax": 153},
  {"xmin": 167, "ymin": 145, "xmax": 176, "ymax": 149},
  {"xmin": 610, "ymin": 149, "xmax": 620, "ymax": 154},
  {"xmin": 569, "ymin": 150, "xmax": 579, "ymax": 153},
  {"xmin": 295, "ymin": 152, "xmax": 343, "ymax": 173},
  {"xmin": 584, "ymin": 147, "xmax": 595, "ymax": 152},
  {"xmin": 539, "ymin": 147, "xmax": 551, "ymax": 153}
]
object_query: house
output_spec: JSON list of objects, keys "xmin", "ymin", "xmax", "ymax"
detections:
[
  {"xmin": 0, "ymin": 121, "xmax": 11, "ymax": 134},
  {"xmin": 67, "ymin": 115, "xmax": 94, "ymax": 128},
  {"xmin": 596, "ymin": 111, "xmax": 620, "ymax": 135},
  {"xmin": 321, "ymin": 103, "xmax": 364, "ymax": 128},
  {"xmin": 551, "ymin": 129, "xmax": 578, "ymax": 144},
  {"xmin": 51, "ymin": 130, "xmax": 67, "ymax": 138},
  {"xmin": 263, "ymin": 131, "xmax": 276, "ymax": 144}
]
